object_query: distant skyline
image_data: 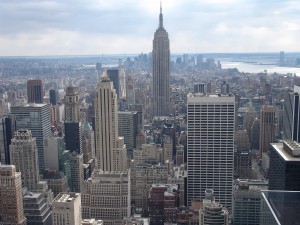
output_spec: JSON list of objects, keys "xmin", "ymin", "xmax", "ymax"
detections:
[{"xmin": 0, "ymin": 0, "xmax": 300, "ymax": 56}]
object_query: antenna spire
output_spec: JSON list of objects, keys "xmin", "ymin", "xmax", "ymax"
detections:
[{"xmin": 159, "ymin": 1, "xmax": 163, "ymax": 28}]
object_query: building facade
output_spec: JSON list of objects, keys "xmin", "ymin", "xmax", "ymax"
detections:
[
  {"xmin": 259, "ymin": 105, "xmax": 276, "ymax": 159},
  {"xmin": 11, "ymin": 103, "xmax": 52, "ymax": 171},
  {"xmin": 152, "ymin": 5, "xmax": 170, "ymax": 116},
  {"xmin": 187, "ymin": 94, "xmax": 235, "ymax": 207},
  {"xmin": 52, "ymin": 193, "xmax": 82, "ymax": 225},
  {"xmin": 10, "ymin": 130, "xmax": 40, "ymax": 190},
  {"xmin": 94, "ymin": 73, "xmax": 127, "ymax": 171},
  {"xmin": 0, "ymin": 115, "xmax": 16, "ymax": 164},
  {"xmin": 232, "ymin": 179, "xmax": 268, "ymax": 225},
  {"xmin": 269, "ymin": 141, "xmax": 300, "ymax": 191},
  {"xmin": 199, "ymin": 189, "xmax": 229, "ymax": 225},
  {"xmin": 81, "ymin": 171, "xmax": 130, "ymax": 225},
  {"xmin": 27, "ymin": 79, "xmax": 43, "ymax": 104},
  {"xmin": 118, "ymin": 111, "xmax": 139, "ymax": 156},
  {"xmin": 0, "ymin": 165, "xmax": 27, "ymax": 225}
]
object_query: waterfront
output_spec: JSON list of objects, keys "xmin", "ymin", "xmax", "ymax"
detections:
[{"xmin": 221, "ymin": 61, "xmax": 300, "ymax": 75}]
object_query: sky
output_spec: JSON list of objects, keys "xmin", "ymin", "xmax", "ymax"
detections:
[{"xmin": 0, "ymin": 0, "xmax": 300, "ymax": 56}]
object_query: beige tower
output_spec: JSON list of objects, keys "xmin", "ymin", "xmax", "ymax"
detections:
[
  {"xmin": 10, "ymin": 130, "xmax": 40, "ymax": 190},
  {"xmin": 259, "ymin": 105, "xmax": 275, "ymax": 159},
  {"xmin": 65, "ymin": 85, "xmax": 80, "ymax": 123},
  {"xmin": 52, "ymin": 192, "xmax": 82, "ymax": 225},
  {"xmin": 152, "ymin": 4, "xmax": 171, "ymax": 116},
  {"xmin": 0, "ymin": 165, "xmax": 27, "ymax": 225},
  {"xmin": 94, "ymin": 71, "xmax": 127, "ymax": 171},
  {"xmin": 81, "ymin": 171, "xmax": 130, "ymax": 225}
]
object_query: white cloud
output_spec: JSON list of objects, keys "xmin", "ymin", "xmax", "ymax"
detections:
[{"xmin": 0, "ymin": 0, "xmax": 300, "ymax": 55}]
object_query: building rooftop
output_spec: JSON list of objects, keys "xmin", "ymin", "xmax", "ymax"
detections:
[
  {"xmin": 271, "ymin": 142, "xmax": 300, "ymax": 162},
  {"xmin": 54, "ymin": 192, "xmax": 80, "ymax": 203}
]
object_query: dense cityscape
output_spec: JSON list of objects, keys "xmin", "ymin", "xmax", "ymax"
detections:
[{"xmin": 0, "ymin": 3, "xmax": 300, "ymax": 225}]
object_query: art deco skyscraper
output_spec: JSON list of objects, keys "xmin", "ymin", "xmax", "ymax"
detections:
[
  {"xmin": 65, "ymin": 85, "xmax": 80, "ymax": 123},
  {"xmin": 10, "ymin": 130, "xmax": 40, "ymax": 190},
  {"xmin": 64, "ymin": 85, "xmax": 82, "ymax": 154},
  {"xmin": 152, "ymin": 4, "xmax": 170, "ymax": 116},
  {"xmin": 94, "ymin": 71, "xmax": 127, "ymax": 171},
  {"xmin": 187, "ymin": 94, "xmax": 235, "ymax": 207}
]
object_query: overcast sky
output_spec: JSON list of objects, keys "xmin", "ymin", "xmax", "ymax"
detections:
[{"xmin": 0, "ymin": 0, "xmax": 299, "ymax": 56}]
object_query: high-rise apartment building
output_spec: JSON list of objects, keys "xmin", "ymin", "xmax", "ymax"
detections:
[
  {"xmin": 152, "ymin": 5, "xmax": 170, "ymax": 116},
  {"xmin": 187, "ymin": 94, "xmax": 235, "ymax": 207},
  {"xmin": 10, "ymin": 130, "xmax": 40, "ymax": 190},
  {"xmin": 259, "ymin": 105, "xmax": 275, "ymax": 159},
  {"xmin": 11, "ymin": 103, "xmax": 52, "ymax": 171},
  {"xmin": 27, "ymin": 79, "xmax": 43, "ymax": 103},
  {"xmin": 0, "ymin": 115, "xmax": 16, "ymax": 164},
  {"xmin": 94, "ymin": 73, "xmax": 127, "ymax": 171},
  {"xmin": 0, "ymin": 164, "xmax": 27, "ymax": 225},
  {"xmin": 81, "ymin": 171, "xmax": 130, "ymax": 225},
  {"xmin": 52, "ymin": 192, "xmax": 82, "ymax": 225}
]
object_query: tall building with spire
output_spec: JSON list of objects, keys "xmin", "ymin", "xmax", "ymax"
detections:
[{"xmin": 152, "ymin": 3, "xmax": 171, "ymax": 116}]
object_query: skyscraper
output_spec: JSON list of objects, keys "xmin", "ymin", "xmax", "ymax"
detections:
[
  {"xmin": 94, "ymin": 71, "xmax": 127, "ymax": 171},
  {"xmin": 11, "ymin": 103, "xmax": 52, "ymax": 171},
  {"xmin": 269, "ymin": 140, "xmax": 300, "ymax": 191},
  {"xmin": 259, "ymin": 105, "xmax": 275, "ymax": 159},
  {"xmin": 0, "ymin": 165, "xmax": 27, "ymax": 225},
  {"xmin": 187, "ymin": 94, "xmax": 235, "ymax": 207},
  {"xmin": 65, "ymin": 86, "xmax": 80, "ymax": 123},
  {"xmin": 0, "ymin": 115, "xmax": 16, "ymax": 164},
  {"xmin": 10, "ymin": 130, "xmax": 40, "ymax": 190},
  {"xmin": 118, "ymin": 111, "xmax": 139, "ymax": 156},
  {"xmin": 49, "ymin": 89, "xmax": 57, "ymax": 106},
  {"xmin": 27, "ymin": 79, "xmax": 44, "ymax": 103},
  {"xmin": 107, "ymin": 69, "xmax": 120, "ymax": 99},
  {"xmin": 64, "ymin": 85, "xmax": 82, "ymax": 154},
  {"xmin": 152, "ymin": 4, "xmax": 170, "ymax": 116}
]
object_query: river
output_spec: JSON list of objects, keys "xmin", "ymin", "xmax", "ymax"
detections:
[{"xmin": 221, "ymin": 61, "xmax": 300, "ymax": 75}]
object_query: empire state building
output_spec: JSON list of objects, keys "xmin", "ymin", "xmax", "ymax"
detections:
[{"xmin": 152, "ymin": 5, "xmax": 170, "ymax": 116}]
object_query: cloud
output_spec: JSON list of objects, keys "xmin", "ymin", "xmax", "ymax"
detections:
[{"xmin": 0, "ymin": 0, "xmax": 299, "ymax": 55}]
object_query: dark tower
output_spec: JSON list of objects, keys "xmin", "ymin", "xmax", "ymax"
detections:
[{"xmin": 27, "ymin": 79, "xmax": 43, "ymax": 103}]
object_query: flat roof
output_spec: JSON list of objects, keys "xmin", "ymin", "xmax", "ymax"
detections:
[{"xmin": 271, "ymin": 143, "xmax": 300, "ymax": 162}]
